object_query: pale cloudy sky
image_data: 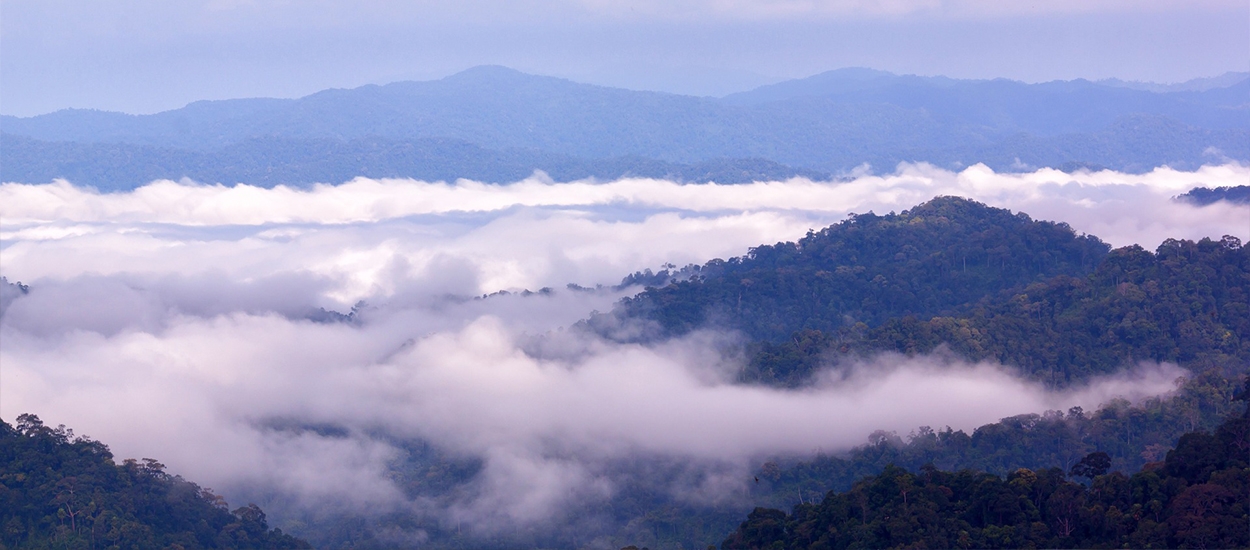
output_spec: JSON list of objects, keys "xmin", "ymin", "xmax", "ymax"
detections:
[{"xmin": 1, "ymin": 0, "xmax": 1246, "ymax": 116}]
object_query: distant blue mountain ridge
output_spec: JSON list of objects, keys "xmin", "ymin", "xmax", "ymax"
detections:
[{"xmin": 2, "ymin": 66, "xmax": 1246, "ymax": 189}]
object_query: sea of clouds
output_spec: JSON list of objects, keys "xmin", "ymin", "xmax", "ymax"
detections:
[{"xmin": 1, "ymin": 162, "xmax": 1246, "ymax": 535}]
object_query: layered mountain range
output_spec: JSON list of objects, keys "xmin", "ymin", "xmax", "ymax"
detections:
[{"xmin": 3, "ymin": 67, "xmax": 1247, "ymax": 189}]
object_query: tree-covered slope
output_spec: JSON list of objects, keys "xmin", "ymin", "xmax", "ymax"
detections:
[
  {"xmin": 598, "ymin": 196, "xmax": 1249, "ymax": 389},
  {"xmin": 1178, "ymin": 185, "xmax": 1250, "ymax": 206},
  {"xmin": 722, "ymin": 400, "xmax": 1250, "ymax": 550},
  {"xmin": 0, "ymin": 414, "xmax": 310, "ymax": 549},
  {"xmin": 607, "ymin": 196, "xmax": 1111, "ymax": 344},
  {"xmin": 599, "ymin": 199, "xmax": 1250, "ymax": 548},
  {"xmin": 748, "ymin": 368, "xmax": 1244, "ymax": 508},
  {"xmin": 742, "ymin": 234, "xmax": 1249, "ymax": 387}
]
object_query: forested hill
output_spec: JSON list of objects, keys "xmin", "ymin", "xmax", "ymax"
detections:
[
  {"xmin": 0, "ymin": 414, "xmax": 310, "ymax": 549},
  {"xmin": 604, "ymin": 196, "xmax": 1111, "ymax": 343},
  {"xmin": 853, "ymin": 236, "xmax": 1250, "ymax": 383},
  {"xmin": 1178, "ymin": 185, "xmax": 1250, "ymax": 206},
  {"xmin": 722, "ymin": 401, "xmax": 1250, "ymax": 550},
  {"xmin": 597, "ymin": 196, "xmax": 1249, "ymax": 389},
  {"xmin": 602, "ymin": 198, "xmax": 1250, "ymax": 547},
  {"xmin": 738, "ymin": 233, "xmax": 1249, "ymax": 388}
]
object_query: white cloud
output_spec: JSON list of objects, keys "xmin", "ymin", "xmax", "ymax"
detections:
[
  {"xmin": 0, "ymin": 310, "xmax": 1186, "ymax": 528},
  {"xmin": 0, "ymin": 163, "xmax": 1239, "ymax": 533},
  {"xmin": 3, "ymin": 163, "xmax": 1244, "ymax": 267}
]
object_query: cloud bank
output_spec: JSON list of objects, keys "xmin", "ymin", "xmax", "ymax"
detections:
[
  {"xmin": 0, "ymin": 308, "xmax": 1186, "ymax": 529},
  {"xmin": 0, "ymin": 163, "xmax": 1242, "ymax": 535}
]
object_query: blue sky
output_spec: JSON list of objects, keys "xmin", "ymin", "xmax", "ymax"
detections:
[{"xmin": 1, "ymin": 0, "xmax": 1246, "ymax": 116}]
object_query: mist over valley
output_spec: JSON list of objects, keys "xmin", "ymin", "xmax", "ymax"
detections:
[
  {"xmin": 3, "ymin": 152, "xmax": 1248, "ymax": 547},
  {"xmin": 3, "ymin": 5, "xmax": 1249, "ymax": 541}
]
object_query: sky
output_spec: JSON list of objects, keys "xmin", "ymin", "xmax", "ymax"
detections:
[
  {"xmin": 3, "ymin": 163, "xmax": 1247, "ymax": 536},
  {"xmin": 2, "ymin": 0, "xmax": 1247, "ymax": 116}
]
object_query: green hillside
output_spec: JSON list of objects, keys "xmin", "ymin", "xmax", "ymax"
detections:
[
  {"xmin": 722, "ymin": 400, "xmax": 1249, "ymax": 550},
  {"xmin": 0, "ymin": 415, "xmax": 309, "ymax": 549},
  {"xmin": 603, "ymin": 197, "xmax": 1111, "ymax": 345}
]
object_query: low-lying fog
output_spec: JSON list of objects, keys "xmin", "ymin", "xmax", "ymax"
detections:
[{"xmin": 1, "ymin": 162, "xmax": 1245, "ymax": 533}]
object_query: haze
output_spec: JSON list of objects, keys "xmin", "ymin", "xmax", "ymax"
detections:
[
  {"xmin": 2, "ymin": 0, "xmax": 1247, "ymax": 116},
  {"xmin": 2, "ymin": 165, "xmax": 1245, "ymax": 533}
]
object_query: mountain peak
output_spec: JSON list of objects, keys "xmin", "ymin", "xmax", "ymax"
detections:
[
  {"xmin": 442, "ymin": 65, "xmax": 554, "ymax": 85},
  {"xmin": 720, "ymin": 66, "xmax": 906, "ymax": 104}
]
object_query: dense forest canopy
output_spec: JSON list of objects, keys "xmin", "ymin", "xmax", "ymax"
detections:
[
  {"xmin": 603, "ymin": 196, "xmax": 1111, "ymax": 343},
  {"xmin": 741, "ymin": 234, "xmax": 1249, "ymax": 388},
  {"xmin": 0, "ymin": 414, "xmax": 310, "ymax": 549},
  {"xmin": 721, "ymin": 394, "xmax": 1249, "ymax": 550},
  {"xmin": 581, "ymin": 196, "xmax": 1250, "ymax": 548},
  {"xmin": 1177, "ymin": 185, "xmax": 1250, "ymax": 206},
  {"xmin": 600, "ymin": 197, "xmax": 1247, "ymax": 390},
  {"xmin": 855, "ymin": 234, "xmax": 1248, "ymax": 385}
]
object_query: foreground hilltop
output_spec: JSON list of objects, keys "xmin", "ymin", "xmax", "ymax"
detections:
[
  {"xmin": 723, "ymin": 396, "xmax": 1250, "ymax": 550},
  {"xmin": 0, "ymin": 415, "xmax": 310, "ymax": 549}
]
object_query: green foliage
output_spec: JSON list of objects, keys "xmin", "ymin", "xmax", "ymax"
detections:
[
  {"xmin": 0, "ymin": 414, "xmax": 310, "ymax": 549},
  {"xmin": 750, "ymin": 369, "xmax": 1243, "ymax": 512},
  {"xmin": 595, "ymin": 198, "xmax": 1250, "ymax": 548},
  {"xmin": 1177, "ymin": 185, "xmax": 1250, "ymax": 206},
  {"xmin": 1070, "ymin": 452, "xmax": 1112, "ymax": 480},
  {"xmin": 725, "ymin": 229, "xmax": 1247, "ymax": 388},
  {"xmin": 723, "ymin": 411, "xmax": 1249, "ymax": 549},
  {"xmin": 611, "ymin": 196, "xmax": 1110, "ymax": 348},
  {"xmin": 857, "ymin": 234, "xmax": 1250, "ymax": 384}
]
